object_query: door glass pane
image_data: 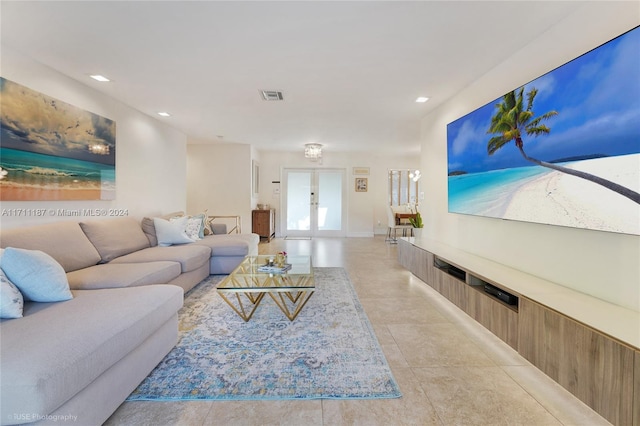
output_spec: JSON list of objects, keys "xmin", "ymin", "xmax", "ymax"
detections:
[
  {"xmin": 286, "ymin": 172, "xmax": 311, "ymax": 231},
  {"xmin": 318, "ymin": 171, "xmax": 342, "ymax": 231}
]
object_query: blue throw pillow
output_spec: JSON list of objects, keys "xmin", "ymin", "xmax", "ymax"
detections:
[{"xmin": 2, "ymin": 248, "xmax": 73, "ymax": 302}]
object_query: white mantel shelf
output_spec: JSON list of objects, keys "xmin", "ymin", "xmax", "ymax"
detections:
[{"xmin": 403, "ymin": 237, "xmax": 639, "ymax": 350}]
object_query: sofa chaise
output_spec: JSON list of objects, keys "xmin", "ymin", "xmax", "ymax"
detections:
[
  {"xmin": 0, "ymin": 214, "xmax": 259, "ymax": 425},
  {"xmin": 1, "ymin": 285, "xmax": 183, "ymax": 426}
]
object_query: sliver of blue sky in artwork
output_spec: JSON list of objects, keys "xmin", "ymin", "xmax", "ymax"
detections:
[{"xmin": 447, "ymin": 26, "xmax": 640, "ymax": 175}]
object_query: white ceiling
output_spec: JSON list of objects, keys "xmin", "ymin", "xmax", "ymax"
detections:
[{"xmin": 1, "ymin": 1, "xmax": 585, "ymax": 155}]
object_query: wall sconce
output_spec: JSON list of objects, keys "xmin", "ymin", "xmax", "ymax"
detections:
[{"xmin": 304, "ymin": 143, "xmax": 323, "ymax": 162}]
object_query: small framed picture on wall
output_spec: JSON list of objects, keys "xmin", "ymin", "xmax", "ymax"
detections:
[{"xmin": 355, "ymin": 177, "xmax": 368, "ymax": 192}]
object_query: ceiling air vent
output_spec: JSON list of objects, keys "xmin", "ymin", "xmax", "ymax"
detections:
[{"xmin": 260, "ymin": 90, "xmax": 284, "ymax": 101}]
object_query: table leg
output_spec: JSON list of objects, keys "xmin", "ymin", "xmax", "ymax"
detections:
[
  {"xmin": 218, "ymin": 291, "xmax": 266, "ymax": 322},
  {"xmin": 268, "ymin": 291, "xmax": 315, "ymax": 321}
]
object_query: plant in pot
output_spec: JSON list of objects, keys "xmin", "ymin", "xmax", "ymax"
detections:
[{"xmin": 409, "ymin": 211, "xmax": 423, "ymax": 238}]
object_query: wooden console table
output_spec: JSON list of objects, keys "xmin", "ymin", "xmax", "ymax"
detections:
[
  {"xmin": 252, "ymin": 209, "xmax": 275, "ymax": 242},
  {"xmin": 395, "ymin": 212, "xmax": 416, "ymax": 225}
]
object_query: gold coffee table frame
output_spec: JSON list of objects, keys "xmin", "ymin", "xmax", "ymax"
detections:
[{"xmin": 217, "ymin": 255, "xmax": 314, "ymax": 321}]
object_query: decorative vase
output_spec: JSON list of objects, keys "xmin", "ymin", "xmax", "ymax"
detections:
[{"xmin": 413, "ymin": 228, "xmax": 423, "ymax": 239}]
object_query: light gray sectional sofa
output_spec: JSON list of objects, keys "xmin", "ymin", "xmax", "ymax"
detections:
[
  {"xmin": 1, "ymin": 216, "xmax": 259, "ymax": 293},
  {"xmin": 0, "ymin": 215, "xmax": 259, "ymax": 425}
]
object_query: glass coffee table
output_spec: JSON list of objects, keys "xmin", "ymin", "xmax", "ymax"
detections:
[{"xmin": 217, "ymin": 255, "xmax": 314, "ymax": 321}]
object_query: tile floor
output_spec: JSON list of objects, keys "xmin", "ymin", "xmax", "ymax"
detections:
[{"xmin": 105, "ymin": 236, "xmax": 611, "ymax": 425}]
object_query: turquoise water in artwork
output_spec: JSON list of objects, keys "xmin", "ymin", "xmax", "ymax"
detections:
[
  {"xmin": 448, "ymin": 165, "xmax": 552, "ymax": 217},
  {"xmin": 0, "ymin": 147, "xmax": 115, "ymax": 190}
]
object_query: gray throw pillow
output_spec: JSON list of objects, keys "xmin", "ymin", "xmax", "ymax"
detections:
[
  {"xmin": 141, "ymin": 211, "xmax": 185, "ymax": 246},
  {"xmin": 80, "ymin": 218, "xmax": 150, "ymax": 263}
]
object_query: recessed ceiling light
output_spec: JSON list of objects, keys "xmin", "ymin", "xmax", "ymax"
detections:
[
  {"xmin": 415, "ymin": 97, "xmax": 429, "ymax": 103},
  {"xmin": 157, "ymin": 112, "xmax": 171, "ymax": 117},
  {"xmin": 90, "ymin": 75, "xmax": 110, "ymax": 82}
]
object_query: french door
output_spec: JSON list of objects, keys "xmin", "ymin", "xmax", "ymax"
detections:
[{"xmin": 282, "ymin": 168, "xmax": 346, "ymax": 238}]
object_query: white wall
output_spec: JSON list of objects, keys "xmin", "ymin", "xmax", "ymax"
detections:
[
  {"xmin": 0, "ymin": 46, "xmax": 188, "ymax": 229},
  {"xmin": 420, "ymin": 2, "xmax": 640, "ymax": 311},
  {"xmin": 186, "ymin": 142, "xmax": 253, "ymax": 233},
  {"xmin": 255, "ymin": 150, "xmax": 419, "ymax": 237}
]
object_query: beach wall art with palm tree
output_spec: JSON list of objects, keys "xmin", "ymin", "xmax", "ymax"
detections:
[
  {"xmin": 0, "ymin": 77, "xmax": 116, "ymax": 201},
  {"xmin": 446, "ymin": 26, "xmax": 639, "ymax": 235}
]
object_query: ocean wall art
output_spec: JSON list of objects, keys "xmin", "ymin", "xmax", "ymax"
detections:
[
  {"xmin": 0, "ymin": 77, "xmax": 116, "ymax": 201},
  {"xmin": 447, "ymin": 26, "xmax": 639, "ymax": 235}
]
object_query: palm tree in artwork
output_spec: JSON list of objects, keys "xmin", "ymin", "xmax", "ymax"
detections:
[{"xmin": 487, "ymin": 87, "xmax": 640, "ymax": 204}]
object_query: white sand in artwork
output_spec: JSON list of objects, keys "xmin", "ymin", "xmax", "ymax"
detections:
[{"xmin": 503, "ymin": 154, "xmax": 640, "ymax": 235}]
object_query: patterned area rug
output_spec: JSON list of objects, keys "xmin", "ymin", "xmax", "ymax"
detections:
[{"xmin": 127, "ymin": 267, "xmax": 401, "ymax": 401}]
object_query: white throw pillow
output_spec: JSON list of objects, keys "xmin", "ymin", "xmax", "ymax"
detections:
[
  {"xmin": 154, "ymin": 216, "xmax": 195, "ymax": 247},
  {"xmin": 184, "ymin": 214, "xmax": 206, "ymax": 240},
  {"xmin": 0, "ymin": 266, "xmax": 23, "ymax": 319},
  {"xmin": 1, "ymin": 247, "xmax": 73, "ymax": 302}
]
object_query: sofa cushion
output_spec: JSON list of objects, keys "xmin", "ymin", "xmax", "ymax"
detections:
[
  {"xmin": 110, "ymin": 245, "xmax": 211, "ymax": 273},
  {"xmin": 0, "ymin": 285, "xmax": 183, "ymax": 422},
  {"xmin": 0, "ymin": 221, "xmax": 101, "ymax": 272},
  {"xmin": 194, "ymin": 234, "xmax": 257, "ymax": 257},
  {"xmin": 1, "ymin": 248, "xmax": 73, "ymax": 303},
  {"xmin": 80, "ymin": 218, "xmax": 151, "ymax": 263},
  {"xmin": 141, "ymin": 211, "xmax": 184, "ymax": 247},
  {"xmin": 67, "ymin": 262, "xmax": 182, "ymax": 290}
]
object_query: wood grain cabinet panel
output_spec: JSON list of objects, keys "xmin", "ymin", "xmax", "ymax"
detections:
[
  {"xmin": 421, "ymin": 250, "xmax": 435, "ymax": 285},
  {"xmin": 519, "ymin": 297, "xmax": 635, "ymax": 425},
  {"xmin": 432, "ymin": 268, "xmax": 444, "ymax": 294},
  {"xmin": 468, "ymin": 287, "xmax": 518, "ymax": 349},
  {"xmin": 398, "ymin": 240, "xmax": 433, "ymax": 285},
  {"xmin": 397, "ymin": 239, "xmax": 411, "ymax": 269},
  {"xmin": 424, "ymin": 251, "xmax": 435, "ymax": 286},
  {"xmin": 443, "ymin": 274, "xmax": 468, "ymax": 312},
  {"xmin": 491, "ymin": 301, "xmax": 519, "ymax": 349},
  {"xmin": 518, "ymin": 298, "xmax": 562, "ymax": 378},
  {"xmin": 251, "ymin": 209, "xmax": 275, "ymax": 241}
]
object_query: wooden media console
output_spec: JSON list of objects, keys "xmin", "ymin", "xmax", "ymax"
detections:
[{"xmin": 398, "ymin": 237, "xmax": 639, "ymax": 426}]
